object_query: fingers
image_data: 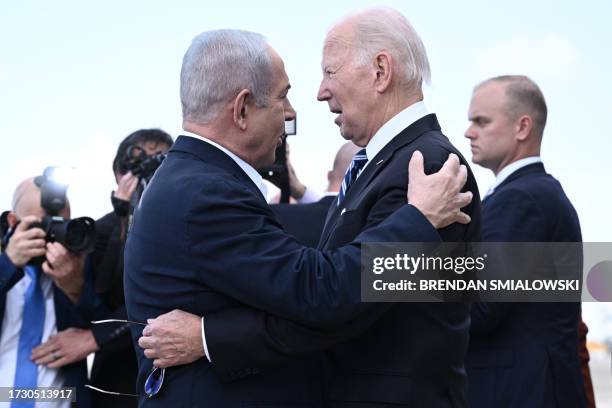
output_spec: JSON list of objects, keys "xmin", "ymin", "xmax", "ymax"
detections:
[
  {"xmin": 440, "ymin": 153, "xmax": 460, "ymax": 174},
  {"xmin": 457, "ymin": 164, "xmax": 468, "ymax": 192},
  {"xmin": 454, "ymin": 211, "xmax": 472, "ymax": 225},
  {"xmin": 15, "ymin": 215, "xmax": 42, "ymax": 232},
  {"xmin": 32, "ymin": 339, "xmax": 54, "ymax": 360},
  {"xmin": 153, "ymin": 358, "xmax": 171, "ymax": 369},
  {"xmin": 138, "ymin": 335, "xmax": 154, "ymax": 351},
  {"xmin": 408, "ymin": 150, "xmax": 425, "ymax": 180},
  {"xmin": 456, "ymin": 191, "xmax": 473, "ymax": 209},
  {"xmin": 47, "ymin": 355, "xmax": 69, "ymax": 369}
]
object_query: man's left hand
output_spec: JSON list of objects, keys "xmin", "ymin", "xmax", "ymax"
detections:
[
  {"xmin": 42, "ymin": 242, "xmax": 85, "ymax": 304},
  {"xmin": 139, "ymin": 309, "xmax": 204, "ymax": 368},
  {"xmin": 31, "ymin": 328, "xmax": 99, "ymax": 368}
]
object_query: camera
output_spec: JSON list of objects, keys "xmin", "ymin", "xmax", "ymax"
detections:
[
  {"xmin": 1, "ymin": 167, "xmax": 97, "ymax": 265},
  {"xmin": 257, "ymin": 118, "xmax": 297, "ymax": 203},
  {"xmin": 120, "ymin": 145, "xmax": 166, "ymax": 182},
  {"xmin": 32, "ymin": 167, "xmax": 97, "ymax": 255},
  {"xmin": 30, "ymin": 215, "xmax": 96, "ymax": 254}
]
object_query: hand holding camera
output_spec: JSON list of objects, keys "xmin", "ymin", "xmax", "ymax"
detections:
[
  {"xmin": 42, "ymin": 242, "xmax": 86, "ymax": 303},
  {"xmin": 5, "ymin": 215, "xmax": 46, "ymax": 267}
]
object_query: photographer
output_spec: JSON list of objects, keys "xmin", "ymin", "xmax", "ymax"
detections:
[
  {"xmin": 88, "ymin": 129, "xmax": 172, "ymax": 407},
  {"xmin": 0, "ymin": 177, "xmax": 96, "ymax": 408}
]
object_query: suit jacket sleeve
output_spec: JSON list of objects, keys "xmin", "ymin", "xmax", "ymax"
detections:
[
  {"xmin": 202, "ymin": 175, "xmax": 444, "ymax": 378},
  {"xmin": 471, "ymin": 187, "xmax": 548, "ymax": 333},
  {"xmin": 187, "ymin": 178, "xmax": 440, "ymax": 329}
]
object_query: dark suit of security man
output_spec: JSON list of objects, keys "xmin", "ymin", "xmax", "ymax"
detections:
[{"xmin": 464, "ymin": 75, "xmax": 589, "ymax": 408}]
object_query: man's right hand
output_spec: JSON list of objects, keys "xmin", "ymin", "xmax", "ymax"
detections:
[
  {"xmin": 113, "ymin": 171, "xmax": 139, "ymax": 202},
  {"xmin": 5, "ymin": 215, "xmax": 46, "ymax": 267},
  {"xmin": 407, "ymin": 151, "xmax": 473, "ymax": 229}
]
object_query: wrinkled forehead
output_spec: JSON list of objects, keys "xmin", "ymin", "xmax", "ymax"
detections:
[{"xmin": 322, "ymin": 23, "xmax": 354, "ymax": 60}]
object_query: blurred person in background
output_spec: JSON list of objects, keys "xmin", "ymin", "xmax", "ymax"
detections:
[
  {"xmin": 0, "ymin": 177, "xmax": 95, "ymax": 408},
  {"xmin": 271, "ymin": 141, "xmax": 360, "ymax": 247},
  {"xmin": 89, "ymin": 129, "xmax": 172, "ymax": 407},
  {"xmin": 28, "ymin": 129, "xmax": 172, "ymax": 407}
]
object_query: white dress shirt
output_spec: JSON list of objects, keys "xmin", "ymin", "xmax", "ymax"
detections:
[
  {"xmin": 484, "ymin": 156, "xmax": 543, "ymax": 198},
  {"xmin": 362, "ymin": 101, "xmax": 429, "ymax": 172},
  {"xmin": 0, "ymin": 268, "xmax": 69, "ymax": 408},
  {"xmin": 181, "ymin": 132, "xmax": 268, "ymax": 198}
]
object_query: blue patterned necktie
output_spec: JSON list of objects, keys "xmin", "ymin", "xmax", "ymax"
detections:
[
  {"xmin": 12, "ymin": 266, "xmax": 45, "ymax": 408},
  {"xmin": 337, "ymin": 149, "xmax": 368, "ymax": 207}
]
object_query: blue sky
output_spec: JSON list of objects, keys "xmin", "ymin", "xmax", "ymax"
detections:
[{"xmin": 1, "ymin": 1, "xmax": 611, "ymax": 333}]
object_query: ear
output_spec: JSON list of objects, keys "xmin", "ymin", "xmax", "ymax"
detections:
[
  {"xmin": 373, "ymin": 52, "xmax": 393, "ymax": 93},
  {"xmin": 7, "ymin": 212, "xmax": 18, "ymax": 228},
  {"xmin": 232, "ymin": 89, "xmax": 251, "ymax": 131},
  {"xmin": 516, "ymin": 115, "xmax": 533, "ymax": 142}
]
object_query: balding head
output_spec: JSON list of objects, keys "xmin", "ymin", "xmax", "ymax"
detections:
[
  {"xmin": 327, "ymin": 142, "xmax": 362, "ymax": 192},
  {"xmin": 475, "ymin": 75, "xmax": 547, "ymax": 139},
  {"xmin": 330, "ymin": 7, "xmax": 430, "ymax": 95},
  {"xmin": 10, "ymin": 178, "xmax": 70, "ymax": 222}
]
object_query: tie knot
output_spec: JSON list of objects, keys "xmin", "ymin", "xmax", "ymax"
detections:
[{"xmin": 353, "ymin": 149, "xmax": 368, "ymax": 164}]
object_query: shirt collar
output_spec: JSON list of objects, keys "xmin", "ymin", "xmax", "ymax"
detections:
[
  {"xmin": 364, "ymin": 101, "xmax": 429, "ymax": 166},
  {"xmin": 181, "ymin": 131, "xmax": 267, "ymax": 198},
  {"xmin": 487, "ymin": 156, "xmax": 542, "ymax": 196}
]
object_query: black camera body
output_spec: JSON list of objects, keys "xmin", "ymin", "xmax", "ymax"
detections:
[
  {"xmin": 1, "ymin": 168, "xmax": 97, "ymax": 266},
  {"xmin": 31, "ymin": 215, "xmax": 96, "ymax": 254},
  {"xmin": 121, "ymin": 145, "xmax": 166, "ymax": 182},
  {"xmin": 32, "ymin": 168, "xmax": 96, "ymax": 256},
  {"xmin": 257, "ymin": 118, "xmax": 297, "ymax": 203}
]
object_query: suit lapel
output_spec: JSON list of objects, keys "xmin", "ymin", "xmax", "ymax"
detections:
[
  {"xmin": 484, "ymin": 162, "xmax": 546, "ymax": 203},
  {"xmin": 318, "ymin": 114, "xmax": 441, "ymax": 248}
]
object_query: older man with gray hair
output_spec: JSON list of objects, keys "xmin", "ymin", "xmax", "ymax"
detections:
[{"xmin": 129, "ymin": 14, "xmax": 477, "ymax": 407}]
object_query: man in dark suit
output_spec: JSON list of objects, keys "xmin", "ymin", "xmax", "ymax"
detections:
[
  {"xmin": 0, "ymin": 177, "xmax": 95, "ymax": 407},
  {"xmin": 464, "ymin": 75, "xmax": 591, "ymax": 407},
  {"xmin": 139, "ymin": 8, "xmax": 481, "ymax": 408},
  {"xmin": 124, "ymin": 27, "xmax": 473, "ymax": 407},
  {"xmin": 272, "ymin": 142, "xmax": 360, "ymax": 247},
  {"xmin": 87, "ymin": 129, "xmax": 173, "ymax": 407}
]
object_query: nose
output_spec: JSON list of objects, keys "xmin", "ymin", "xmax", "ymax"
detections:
[
  {"xmin": 284, "ymin": 98, "xmax": 296, "ymax": 121},
  {"xmin": 465, "ymin": 125, "xmax": 476, "ymax": 140},
  {"xmin": 317, "ymin": 79, "xmax": 330, "ymax": 102}
]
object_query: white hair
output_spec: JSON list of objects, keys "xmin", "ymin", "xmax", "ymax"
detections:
[
  {"xmin": 345, "ymin": 7, "xmax": 431, "ymax": 95},
  {"xmin": 180, "ymin": 29, "xmax": 272, "ymax": 123}
]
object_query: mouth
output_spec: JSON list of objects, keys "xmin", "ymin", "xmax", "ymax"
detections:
[{"xmin": 331, "ymin": 110, "xmax": 342, "ymax": 126}]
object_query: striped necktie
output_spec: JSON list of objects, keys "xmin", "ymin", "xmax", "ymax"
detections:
[
  {"xmin": 337, "ymin": 149, "xmax": 368, "ymax": 207},
  {"xmin": 12, "ymin": 266, "xmax": 45, "ymax": 408}
]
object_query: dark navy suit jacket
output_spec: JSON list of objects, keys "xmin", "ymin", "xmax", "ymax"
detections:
[
  {"xmin": 123, "ymin": 135, "xmax": 442, "ymax": 408},
  {"xmin": 0, "ymin": 252, "xmax": 97, "ymax": 408},
  {"xmin": 466, "ymin": 162, "xmax": 587, "ymax": 408},
  {"xmin": 203, "ymin": 114, "xmax": 482, "ymax": 407},
  {"xmin": 271, "ymin": 195, "xmax": 336, "ymax": 248}
]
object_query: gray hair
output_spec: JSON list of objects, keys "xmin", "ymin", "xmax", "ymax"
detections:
[
  {"xmin": 344, "ymin": 7, "xmax": 431, "ymax": 95},
  {"xmin": 180, "ymin": 29, "xmax": 273, "ymax": 123},
  {"xmin": 477, "ymin": 75, "xmax": 548, "ymax": 138}
]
